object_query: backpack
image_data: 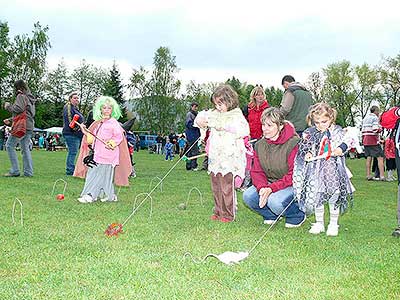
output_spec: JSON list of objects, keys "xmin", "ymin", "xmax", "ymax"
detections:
[{"xmin": 380, "ymin": 107, "xmax": 400, "ymax": 129}]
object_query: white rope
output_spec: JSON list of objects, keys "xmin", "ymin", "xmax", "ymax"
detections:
[
  {"xmin": 51, "ymin": 178, "xmax": 67, "ymax": 196},
  {"xmin": 121, "ymin": 137, "xmax": 202, "ymax": 227},
  {"xmin": 12, "ymin": 198, "xmax": 23, "ymax": 226},
  {"xmin": 185, "ymin": 187, "xmax": 203, "ymax": 207},
  {"xmin": 248, "ymin": 197, "xmax": 296, "ymax": 254}
]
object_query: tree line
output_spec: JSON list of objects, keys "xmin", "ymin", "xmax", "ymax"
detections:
[{"xmin": 1, "ymin": 21, "xmax": 399, "ymax": 132}]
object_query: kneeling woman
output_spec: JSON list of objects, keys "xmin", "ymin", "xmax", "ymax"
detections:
[{"xmin": 243, "ymin": 107, "xmax": 305, "ymax": 227}]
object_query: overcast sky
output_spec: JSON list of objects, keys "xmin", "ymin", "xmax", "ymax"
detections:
[{"xmin": 2, "ymin": 0, "xmax": 400, "ymax": 88}]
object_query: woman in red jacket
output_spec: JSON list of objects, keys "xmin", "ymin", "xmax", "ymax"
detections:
[{"xmin": 244, "ymin": 85, "xmax": 269, "ymax": 140}]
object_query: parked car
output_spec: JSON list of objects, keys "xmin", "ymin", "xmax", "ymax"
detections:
[{"xmin": 139, "ymin": 134, "xmax": 157, "ymax": 149}]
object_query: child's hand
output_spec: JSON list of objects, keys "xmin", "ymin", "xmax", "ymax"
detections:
[
  {"xmin": 259, "ymin": 187, "xmax": 272, "ymax": 208},
  {"xmin": 106, "ymin": 139, "xmax": 117, "ymax": 150},
  {"xmin": 333, "ymin": 148, "xmax": 343, "ymax": 157},
  {"xmin": 196, "ymin": 117, "xmax": 208, "ymax": 128},
  {"xmin": 305, "ymin": 152, "xmax": 313, "ymax": 162}
]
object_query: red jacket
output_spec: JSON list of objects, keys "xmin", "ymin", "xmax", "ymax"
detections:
[
  {"xmin": 247, "ymin": 100, "xmax": 269, "ymax": 139},
  {"xmin": 251, "ymin": 122, "xmax": 298, "ymax": 192}
]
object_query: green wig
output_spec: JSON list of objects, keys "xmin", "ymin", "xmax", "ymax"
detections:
[{"xmin": 93, "ymin": 96, "xmax": 122, "ymax": 121}]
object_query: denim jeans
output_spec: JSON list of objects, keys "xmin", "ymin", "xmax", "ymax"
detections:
[
  {"xmin": 6, "ymin": 131, "xmax": 33, "ymax": 176},
  {"xmin": 64, "ymin": 134, "xmax": 82, "ymax": 175},
  {"xmin": 185, "ymin": 141, "xmax": 199, "ymax": 170},
  {"xmin": 243, "ymin": 185, "xmax": 305, "ymax": 225}
]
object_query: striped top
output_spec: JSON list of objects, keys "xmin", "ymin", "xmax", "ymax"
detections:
[{"xmin": 361, "ymin": 113, "xmax": 381, "ymax": 146}]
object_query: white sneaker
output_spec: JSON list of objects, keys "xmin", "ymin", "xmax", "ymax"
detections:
[
  {"xmin": 309, "ymin": 222, "xmax": 325, "ymax": 234},
  {"xmin": 100, "ymin": 195, "xmax": 118, "ymax": 202},
  {"xmin": 263, "ymin": 217, "xmax": 282, "ymax": 225},
  {"xmin": 78, "ymin": 194, "xmax": 94, "ymax": 203},
  {"xmin": 326, "ymin": 224, "xmax": 339, "ymax": 236}
]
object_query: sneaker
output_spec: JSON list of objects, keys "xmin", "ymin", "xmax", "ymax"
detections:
[
  {"xmin": 326, "ymin": 224, "xmax": 339, "ymax": 236},
  {"xmin": 210, "ymin": 214, "xmax": 219, "ymax": 221},
  {"xmin": 285, "ymin": 215, "xmax": 306, "ymax": 228},
  {"xmin": 78, "ymin": 194, "xmax": 94, "ymax": 203},
  {"xmin": 101, "ymin": 195, "xmax": 118, "ymax": 202},
  {"xmin": 220, "ymin": 217, "xmax": 233, "ymax": 223},
  {"xmin": 308, "ymin": 222, "xmax": 325, "ymax": 234},
  {"xmin": 392, "ymin": 227, "xmax": 400, "ymax": 237},
  {"xmin": 4, "ymin": 172, "xmax": 20, "ymax": 177},
  {"xmin": 192, "ymin": 168, "xmax": 198, "ymax": 171},
  {"xmin": 263, "ymin": 217, "xmax": 282, "ymax": 225}
]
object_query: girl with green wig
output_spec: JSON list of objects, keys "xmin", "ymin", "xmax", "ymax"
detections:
[{"xmin": 74, "ymin": 96, "xmax": 132, "ymax": 203}]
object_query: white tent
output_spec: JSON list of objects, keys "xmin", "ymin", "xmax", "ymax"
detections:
[{"xmin": 44, "ymin": 127, "xmax": 63, "ymax": 134}]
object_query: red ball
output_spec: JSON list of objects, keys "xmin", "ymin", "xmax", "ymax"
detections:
[{"xmin": 56, "ymin": 194, "xmax": 65, "ymax": 201}]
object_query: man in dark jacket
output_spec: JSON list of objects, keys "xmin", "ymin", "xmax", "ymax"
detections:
[
  {"xmin": 3, "ymin": 80, "xmax": 36, "ymax": 177},
  {"xmin": 280, "ymin": 75, "xmax": 313, "ymax": 136},
  {"xmin": 62, "ymin": 92, "xmax": 84, "ymax": 175},
  {"xmin": 184, "ymin": 102, "xmax": 201, "ymax": 171}
]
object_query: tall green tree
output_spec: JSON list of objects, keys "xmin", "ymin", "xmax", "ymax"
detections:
[
  {"xmin": 36, "ymin": 59, "xmax": 70, "ymax": 128},
  {"xmin": 306, "ymin": 71, "xmax": 323, "ymax": 103},
  {"xmin": 264, "ymin": 86, "xmax": 284, "ymax": 107},
  {"xmin": 128, "ymin": 47, "xmax": 182, "ymax": 133},
  {"xmin": 70, "ymin": 59, "xmax": 107, "ymax": 116},
  {"xmin": 379, "ymin": 55, "xmax": 400, "ymax": 107},
  {"xmin": 354, "ymin": 63, "xmax": 380, "ymax": 119},
  {"xmin": 322, "ymin": 60, "xmax": 356, "ymax": 126},
  {"xmin": 7, "ymin": 22, "xmax": 51, "ymax": 97},
  {"xmin": 103, "ymin": 61, "xmax": 125, "ymax": 120}
]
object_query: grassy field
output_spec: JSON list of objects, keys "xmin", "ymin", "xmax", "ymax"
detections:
[{"xmin": 0, "ymin": 149, "xmax": 399, "ymax": 300}]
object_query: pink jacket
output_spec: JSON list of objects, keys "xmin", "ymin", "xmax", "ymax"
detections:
[{"xmin": 73, "ymin": 120, "xmax": 132, "ymax": 186}]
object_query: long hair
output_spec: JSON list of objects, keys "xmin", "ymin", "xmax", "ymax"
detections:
[
  {"xmin": 93, "ymin": 96, "xmax": 122, "ymax": 121},
  {"xmin": 249, "ymin": 85, "xmax": 265, "ymax": 105}
]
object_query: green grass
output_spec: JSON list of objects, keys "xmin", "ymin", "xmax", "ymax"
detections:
[{"xmin": 0, "ymin": 150, "xmax": 399, "ymax": 299}]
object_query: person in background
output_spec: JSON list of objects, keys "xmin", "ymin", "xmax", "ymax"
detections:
[
  {"xmin": 3, "ymin": 80, "xmax": 37, "ymax": 177},
  {"xmin": 243, "ymin": 84, "xmax": 269, "ymax": 141},
  {"xmin": 280, "ymin": 75, "xmax": 313, "ymax": 136},
  {"xmin": 62, "ymin": 92, "xmax": 84, "ymax": 175},
  {"xmin": 185, "ymin": 102, "xmax": 201, "ymax": 171},
  {"xmin": 361, "ymin": 105, "xmax": 386, "ymax": 181},
  {"xmin": 164, "ymin": 137, "xmax": 174, "ymax": 161}
]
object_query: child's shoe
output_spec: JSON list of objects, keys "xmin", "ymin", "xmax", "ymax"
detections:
[
  {"xmin": 100, "ymin": 195, "xmax": 118, "ymax": 202},
  {"xmin": 392, "ymin": 227, "xmax": 400, "ymax": 237},
  {"xmin": 326, "ymin": 224, "xmax": 339, "ymax": 236},
  {"xmin": 309, "ymin": 223, "xmax": 325, "ymax": 234},
  {"xmin": 210, "ymin": 214, "xmax": 219, "ymax": 221},
  {"xmin": 220, "ymin": 217, "xmax": 233, "ymax": 223},
  {"xmin": 78, "ymin": 194, "xmax": 94, "ymax": 203}
]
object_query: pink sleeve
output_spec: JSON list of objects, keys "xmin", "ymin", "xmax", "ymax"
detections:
[
  {"xmin": 268, "ymin": 145, "xmax": 298, "ymax": 192},
  {"xmin": 250, "ymin": 151, "xmax": 269, "ymax": 191}
]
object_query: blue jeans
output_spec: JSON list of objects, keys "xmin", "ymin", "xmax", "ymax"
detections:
[
  {"xmin": 243, "ymin": 185, "xmax": 305, "ymax": 225},
  {"xmin": 64, "ymin": 134, "xmax": 82, "ymax": 175},
  {"xmin": 6, "ymin": 131, "xmax": 33, "ymax": 176}
]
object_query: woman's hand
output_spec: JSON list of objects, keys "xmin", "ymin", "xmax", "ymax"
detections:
[
  {"xmin": 259, "ymin": 187, "xmax": 272, "ymax": 208},
  {"xmin": 333, "ymin": 148, "xmax": 343, "ymax": 156}
]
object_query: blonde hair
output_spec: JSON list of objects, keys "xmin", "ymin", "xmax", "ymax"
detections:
[
  {"xmin": 261, "ymin": 107, "xmax": 285, "ymax": 127},
  {"xmin": 306, "ymin": 102, "xmax": 337, "ymax": 126},
  {"xmin": 250, "ymin": 85, "xmax": 265, "ymax": 105},
  {"xmin": 211, "ymin": 84, "xmax": 239, "ymax": 111}
]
